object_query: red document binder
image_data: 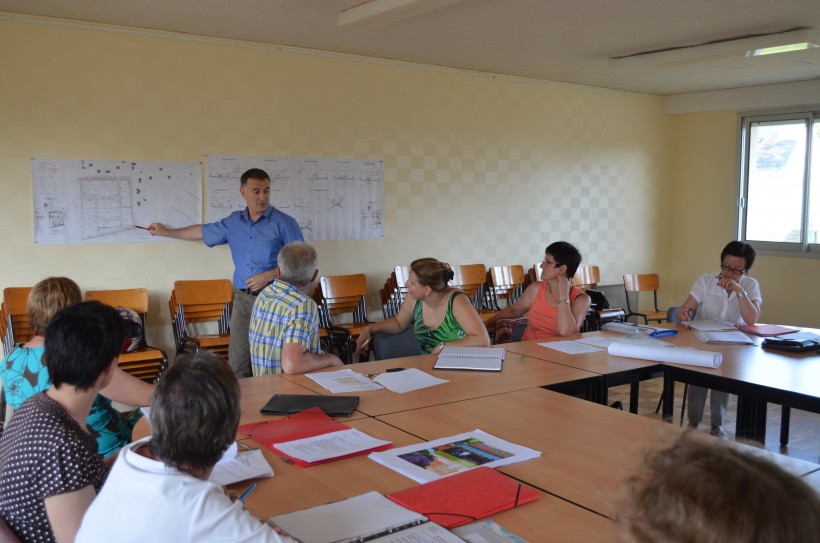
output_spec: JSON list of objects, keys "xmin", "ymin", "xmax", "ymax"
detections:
[
  {"xmin": 738, "ymin": 323, "xmax": 799, "ymax": 337},
  {"xmin": 386, "ymin": 467, "xmax": 540, "ymax": 528},
  {"xmin": 237, "ymin": 407, "xmax": 391, "ymax": 467}
]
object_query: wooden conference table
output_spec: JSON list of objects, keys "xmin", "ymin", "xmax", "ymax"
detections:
[
  {"xmin": 502, "ymin": 325, "xmax": 820, "ymax": 444},
  {"xmin": 134, "ymin": 349, "xmax": 820, "ymax": 541},
  {"xmin": 134, "ymin": 363, "xmax": 615, "ymax": 541}
]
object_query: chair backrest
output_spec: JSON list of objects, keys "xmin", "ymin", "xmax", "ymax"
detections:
[
  {"xmin": 85, "ymin": 287, "xmax": 150, "ymax": 342},
  {"xmin": 318, "ymin": 274, "xmax": 369, "ymax": 327},
  {"xmin": 488, "ymin": 265, "xmax": 525, "ymax": 308},
  {"xmin": 622, "ymin": 273, "xmax": 661, "ymax": 315},
  {"xmin": 529, "ymin": 263, "xmax": 543, "ymax": 285},
  {"xmin": 373, "ymin": 327, "xmax": 421, "ymax": 360},
  {"xmin": 2, "ymin": 287, "xmax": 34, "ymax": 346},
  {"xmin": 172, "ymin": 280, "xmax": 233, "ymax": 348},
  {"xmin": 623, "ymin": 273, "xmax": 660, "ymax": 293},
  {"xmin": 450, "ymin": 264, "xmax": 488, "ymax": 309},
  {"xmin": 572, "ymin": 266, "xmax": 600, "ymax": 290},
  {"xmin": 666, "ymin": 305, "xmax": 696, "ymax": 323}
]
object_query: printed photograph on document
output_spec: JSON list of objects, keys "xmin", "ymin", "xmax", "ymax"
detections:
[
  {"xmin": 399, "ymin": 438, "xmax": 512, "ymax": 476},
  {"xmin": 369, "ymin": 429, "xmax": 540, "ymax": 483}
]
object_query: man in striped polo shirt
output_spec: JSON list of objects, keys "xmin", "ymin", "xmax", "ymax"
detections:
[{"xmin": 248, "ymin": 242, "xmax": 343, "ymax": 375}]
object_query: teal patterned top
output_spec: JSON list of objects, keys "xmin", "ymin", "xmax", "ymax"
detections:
[
  {"xmin": 1, "ymin": 344, "xmax": 139, "ymax": 457},
  {"xmin": 413, "ymin": 290, "xmax": 469, "ymax": 354}
]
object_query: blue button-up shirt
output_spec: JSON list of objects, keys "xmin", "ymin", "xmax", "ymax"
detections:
[{"xmin": 202, "ymin": 206, "xmax": 304, "ymax": 289}]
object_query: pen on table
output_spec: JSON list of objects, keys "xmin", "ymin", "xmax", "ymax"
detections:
[
  {"xmin": 134, "ymin": 225, "xmax": 150, "ymax": 230},
  {"xmin": 239, "ymin": 482, "xmax": 257, "ymax": 502},
  {"xmin": 360, "ymin": 337, "xmax": 372, "ymax": 350}
]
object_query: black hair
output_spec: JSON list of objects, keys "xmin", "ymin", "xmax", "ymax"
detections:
[
  {"xmin": 44, "ymin": 301, "xmax": 125, "ymax": 391},
  {"xmin": 545, "ymin": 241, "xmax": 583, "ymax": 279},
  {"xmin": 720, "ymin": 241, "xmax": 756, "ymax": 271}
]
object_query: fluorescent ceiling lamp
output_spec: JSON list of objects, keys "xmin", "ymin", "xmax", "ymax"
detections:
[
  {"xmin": 338, "ymin": 0, "xmax": 463, "ymax": 28},
  {"xmin": 610, "ymin": 29, "xmax": 820, "ymax": 70}
]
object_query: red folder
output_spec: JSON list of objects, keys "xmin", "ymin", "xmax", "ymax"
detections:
[
  {"xmin": 386, "ymin": 467, "xmax": 540, "ymax": 528},
  {"xmin": 738, "ymin": 323, "xmax": 799, "ymax": 337},
  {"xmin": 237, "ymin": 407, "xmax": 392, "ymax": 467}
]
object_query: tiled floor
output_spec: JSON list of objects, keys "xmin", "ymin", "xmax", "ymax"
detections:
[{"xmin": 608, "ymin": 378, "xmax": 820, "ymax": 464}]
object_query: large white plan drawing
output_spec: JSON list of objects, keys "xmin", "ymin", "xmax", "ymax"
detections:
[
  {"xmin": 206, "ymin": 155, "xmax": 384, "ymax": 241},
  {"xmin": 32, "ymin": 159, "xmax": 202, "ymax": 244}
]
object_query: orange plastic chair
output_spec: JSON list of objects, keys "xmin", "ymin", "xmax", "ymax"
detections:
[
  {"xmin": 317, "ymin": 274, "xmax": 371, "ymax": 364},
  {"xmin": 623, "ymin": 274, "xmax": 667, "ymax": 324},
  {"xmin": 171, "ymin": 279, "xmax": 233, "ymax": 357},
  {"xmin": 487, "ymin": 265, "xmax": 526, "ymax": 309}
]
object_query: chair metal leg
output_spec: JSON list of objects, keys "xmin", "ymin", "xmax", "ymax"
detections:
[{"xmin": 679, "ymin": 383, "xmax": 688, "ymax": 426}]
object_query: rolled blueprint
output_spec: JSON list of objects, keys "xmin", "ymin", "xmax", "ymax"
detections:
[{"xmin": 608, "ymin": 341, "xmax": 722, "ymax": 368}]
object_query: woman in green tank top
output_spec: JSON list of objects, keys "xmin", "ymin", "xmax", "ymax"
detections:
[{"xmin": 356, "ymin": 258, "xmax": 490, "ymax": 355}]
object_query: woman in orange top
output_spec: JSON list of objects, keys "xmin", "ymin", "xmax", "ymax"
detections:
[{"xmin": 484, "ymin": 241, "xmax": 590, "ymax": 340}]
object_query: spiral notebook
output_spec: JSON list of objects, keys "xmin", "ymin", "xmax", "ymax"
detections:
[{"xmin": 433, "ymin": 346, "xmax": 505, "ymax": 371}]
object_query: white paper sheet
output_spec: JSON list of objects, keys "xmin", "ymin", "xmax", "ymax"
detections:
[
  {"xmin": 369, "ymin": 430, "xmax": 541, "ymax": 484},
  {"xmin": 373, "ymin": 368, "xmax": 449, "ymax": 393},
  {"xmin": 210, "ymin": 448, "xmax": 274, "ymax": 486},
  {"xmin": 305, "ymin": 368, "xmax": 383, "ymax": 393},
  {"xmin": 274, "ymin": 428, "xmax": 391, "ymax": 463},
  {"xmin": 608, "ymin": 341, "xmax": 722, "ymax": 368},
  {"xmin": 269, "ymin": 491, "xmax": 462, "ymax": 543},
  {"xmin": 681, "ymin": 319, "xmax": 737, "ymax": 331},
  {"xmin": 538, "ymin": 340, "xmax": 602, "ymax": 354},
  {"xmin": 695, "ymin": 331, "xmax": 754, "ymax": 345}
]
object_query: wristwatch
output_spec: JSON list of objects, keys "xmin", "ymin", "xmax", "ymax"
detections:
[{"xmin": 558, "ymin": 299, "xmax": 570, "ymax": 305}]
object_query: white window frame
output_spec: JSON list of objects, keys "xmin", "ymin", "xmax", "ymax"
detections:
[{"xmin": 737, "ymin": 108, "xmax": 820, "ymax": 257}]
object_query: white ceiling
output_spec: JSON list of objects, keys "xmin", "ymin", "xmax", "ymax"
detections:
[{"xmin": 2, "ymin": 0, "xmax": 820, "ymax": 95}]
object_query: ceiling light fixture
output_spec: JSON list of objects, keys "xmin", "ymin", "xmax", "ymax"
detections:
[
  {"xmin": 338, "ymin": 0, "xmax": 463, "ymax": 28},
  {"xmin": 609, "ymin": 29, "xmax": 819, "ymax": 69}
]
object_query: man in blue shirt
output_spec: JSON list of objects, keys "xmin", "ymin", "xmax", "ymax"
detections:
[{"xmin": 149, "ymin": 168, "xmax": 303, "ymax": 378}]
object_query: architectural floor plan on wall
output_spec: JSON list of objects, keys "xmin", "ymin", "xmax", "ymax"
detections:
[
  {"xmin": 32, "ymin": 158, "xmax": 202, "ymax": 244},
  {"xmin": 206, "ymin": 155, "xmax": 384, "ymax": 241}
]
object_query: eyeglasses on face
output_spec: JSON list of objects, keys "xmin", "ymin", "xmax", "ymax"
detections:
[
  {"xmin": 720, "ymin": 264, "xmax": 747, "ymax": 275},
  {"xmin": 542, "ymin": 259, "xmax": 561, "ymax": 268}
]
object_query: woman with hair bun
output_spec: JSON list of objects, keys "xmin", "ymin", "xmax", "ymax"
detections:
[{"xmin": 356, "ymin": 258, "xmax": 490, "ymax": 355}]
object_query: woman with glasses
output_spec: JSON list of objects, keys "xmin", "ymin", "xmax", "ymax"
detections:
[
  {"xmin": 356, "ymin": 258, "xmax": 490, "ymax": 355},
  {"xmin": 675, "ymin": 241, "xmax": 762, "ymax": 439},
  {"xmin": 483, "ymin": 241, "xmax": 591, "ymax": 341}
]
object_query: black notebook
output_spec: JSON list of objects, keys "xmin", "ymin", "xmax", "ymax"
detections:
[{"xmin": 260, "ymin": 394, "xmax": 360, "ymax": 417}]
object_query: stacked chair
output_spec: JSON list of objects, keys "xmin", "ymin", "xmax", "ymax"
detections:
[
  {"xmin": 315, "ymin": 274, "xmax": 370, "ymax": 364},
  {"xmin": 85, "ymin": 288, "xmax": 168, "ymax": 383},
  {"xmin": 169, "ymin": 279, "xmax": 233, "ymax": 358}
]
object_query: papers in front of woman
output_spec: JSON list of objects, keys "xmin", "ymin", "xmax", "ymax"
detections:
[
  {"xmin": 369, "ymin": 430, "xmax": 540, "ymax": 484},
  {"xmin": 210, "ymin": 444, "xmax": 273, "ymax": 485},
  {"xmin": 269, "ymin": 491, "xmax": 463, "ymax": 543},
  {"xmin": 694, "ymin": 330, "xmax": 755, "ymax": 345},
  {"xmin": 274, "ymin": 428, "xmax": 392, "ymax": 464},
  {"xmin": 540, "ymin": 334, "xmax": 673, "ymax": 355},
  {"xmin": 305, "ymin": 367, "xmax": 449, "ymax": 394},
  {"xmin": 372, "ymin": 368, "xmax": 448, "ymax": 393},
  {"xmin": 305, "ymin": 368, "xmax": 383, "ymax": 393},
  {"xmin": 681, "ymin": 319, "xmax": 737, "ymax": 331}
]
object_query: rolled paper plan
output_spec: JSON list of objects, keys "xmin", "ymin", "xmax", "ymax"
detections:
[{"xmin": 608, "ymin": 341, "xmax": 722, "ymax": 368}]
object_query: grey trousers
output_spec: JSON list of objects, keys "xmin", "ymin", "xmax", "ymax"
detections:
[
  {"xmin": 687, "ymin": 385, "xmax": 731, "ymax": 428},
  {"xmin": 229, "ymin": 290, "xmax": 255, "ymax": 379}
]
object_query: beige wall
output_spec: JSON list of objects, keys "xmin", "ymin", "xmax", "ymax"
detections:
[
  {"xmin": 667, "ymin": 112, "xmax": 820, "ymax": 327},
  {"xmin": 1, "ymin": 17, "xmax": 672, "ymax": 353}
]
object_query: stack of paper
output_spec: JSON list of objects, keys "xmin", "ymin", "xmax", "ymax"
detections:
[
  {"xmin": 305, "ymin": 368, "xmax": 383, "ymax": 393},
  {"xmin": 682, "ymin": 319, "xmax": 737, "ymax": 331},
  {"xmin": 269, "ymin": 491, "xmax": 463, "ymax": 543},
  {"xmin": 210, "ymin": 448, "xmax": 274, "ymax": 485},
  {"xmin": 369, "ymin": 429, "xmax": 541, "ymax": 484},
  {"xmin": 695, "ymin": 331, "xmax": 755, "ymax": 345}
]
